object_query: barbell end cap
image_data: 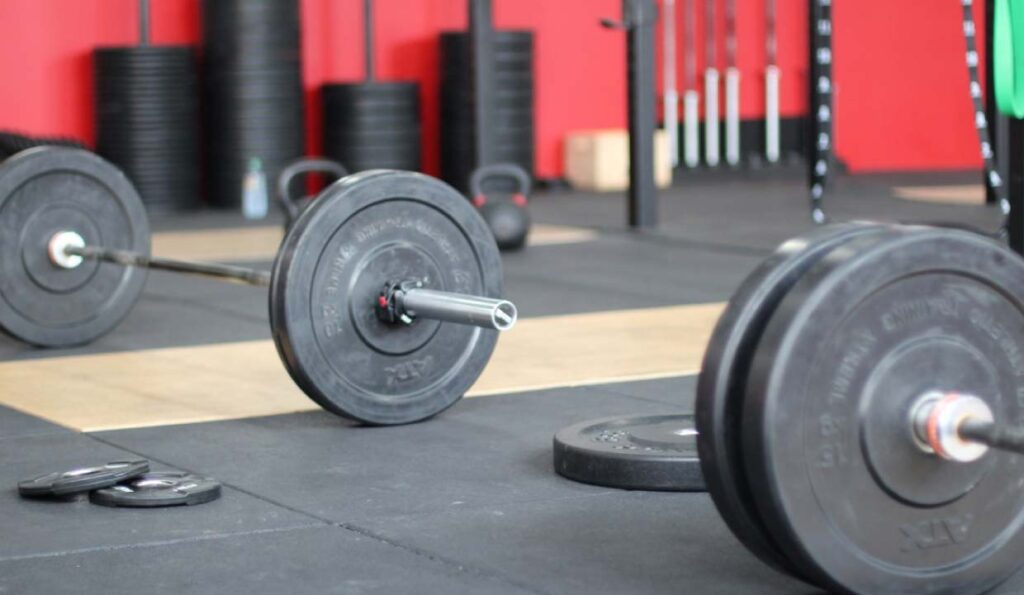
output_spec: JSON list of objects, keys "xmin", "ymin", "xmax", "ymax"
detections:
[
  {"xmin": 491, "ymin": 300, "xmax": 518, "ymax": 332},
  {"xmin": 48, "ymin": 231, "xmax": 85, "ymax": 269}
]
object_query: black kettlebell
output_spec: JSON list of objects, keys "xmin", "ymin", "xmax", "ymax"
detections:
[
  {"xmin": 277, "ymin": 157, "xmax": 349, "ymax": 229},
  {"xmin": 469, "ymin": 163, "xmax": 532, "ymax": 251}
]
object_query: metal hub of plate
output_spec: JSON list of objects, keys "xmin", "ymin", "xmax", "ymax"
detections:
[
  {"xmin": 553, "ymin": 414, "xmax": 704, "ymax": 491},
  {"xmin": 18, "ymin": 460, "xmax": 150, "ymax": 497},
  {"xmin": 695, "ymin": 222, "xmax": 889, "ymax": 577},
  {"xmin": 270, "ymin": 170, "xmax": 503, "ymax": 426},
  {"xmin": 352, "ymin": 247, "xmax": 442, "ymax": 355},
  {"xmin": 89, "ymin": 471, "xmax": 222, "ymax": 508},
  {"xmin": 743, "ymin": 229, "xmax": 1024, "ymax": 594},
  {"xmin": 858, "ymin": 349, "xmax": 995, "ymax": 508},
  {"xmin": 0, "ymin": 148, "xmax": 150, "ymax": 347}
]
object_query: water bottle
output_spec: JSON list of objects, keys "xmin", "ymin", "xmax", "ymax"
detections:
[{"xmin": 242, "ymin": 157, "xmax": 268, "ymax": 220}]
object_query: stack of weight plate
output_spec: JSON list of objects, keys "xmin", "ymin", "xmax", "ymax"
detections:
[
  {"xmin": 322, "ymin": 82, "xmax": 421, "ymax": 172},
  {"xmin": 0, "ymin": 131, "xmax": 87, "ymax": 161},
  {"xmin": 439, "ymin": 30, "xmax": 534, "ymax": 193},
  {"xmin": 202, "ymin": 0, "xmax": 304, "ymax": 208},
  {"xmin": 95, "ymin": 47, "xmax": 200, "ymax": 211}
]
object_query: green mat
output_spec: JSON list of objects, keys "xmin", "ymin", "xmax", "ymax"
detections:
[{"xmin": 996, "ymin": 0, "xmax": 1024, "ymax": 117}]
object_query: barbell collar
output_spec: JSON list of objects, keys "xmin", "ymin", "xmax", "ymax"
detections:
[{"xmin": 906, "ymin": 391, "xmax": 1024, "ymax": 462}]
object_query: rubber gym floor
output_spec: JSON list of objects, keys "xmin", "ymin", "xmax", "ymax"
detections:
[{"xmin": 1, "ymin": 169, "xmax": 1019, "ymax": 594}]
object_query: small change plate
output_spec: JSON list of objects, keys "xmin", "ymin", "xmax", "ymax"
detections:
[
  {"xmin": 89, "ymin": 471, "xmax": 222, "ymax": 508},
  {"xmin": 18, "ymin": 460, "xmax": 149, "ymax": 497},
  {"xmin": 0, "ymin": 147, "xmax": 150, "ymax": 347},
  {"xmin": 744, "ymin": 229, "xmax": 1024, "ymax": 594},
  {"xmin": 270, "ymin": 170, "xmax": 503, "ymax": 425},
  {"xmin": 553, "ymin": 414, "xmax": 704, "ymax": 491}
]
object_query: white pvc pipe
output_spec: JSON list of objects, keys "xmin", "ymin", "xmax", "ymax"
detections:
[
  {"xmin": 663, "ymin": 0, "xmax": 679, "ymax": 167},
  {"xmin": 684, "ymin": 90, "xmax": 700, "ymax": 168},
  {"xmin": 704, "ymin": 68, "xmax": 720, "ymax": 167},
  {"xmin": 725, "ymin": 67, "xmax": 740, "ymax": 165},
  {"xmin": 765, "ymin": 65, "xmax": 780, "ymax": 163}
]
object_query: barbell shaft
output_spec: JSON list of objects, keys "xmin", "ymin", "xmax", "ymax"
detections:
[
  {"xmin": 959, "ymin": 419, "xmax": 1024, "ymax": 456},
  {"xmin": 64, "ymin": 244, "xmax": 518, "ymax": 330},
  {"xmin": 397, "ymin": 288, "xmax": 517, "ymax": 331},
  {"xmin": 67, "ymin": 245, "xmax": 272, "ymax": 287}
]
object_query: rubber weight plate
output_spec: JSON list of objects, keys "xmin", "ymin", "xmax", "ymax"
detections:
[
  {"xmin": 0, "ymin": 148, "xmax": 149, "ymax": 347},
  {"xmin": 553, "ymin": 414, "xmax": 704, "ymax": 491},
  {"xmin": 18, "ymin": 460, "xmax": 149, "ymax": 497},
  {"xmin": 743, "ymin": 228, "xmax": 1024, "ymax": 595},
  {"xmin": 270, "ymin": 170, "xmax": 503, "ymax": 425},
  {"xmin": 90, "ymin": 471, "xmax": 222, "ymax": 508},
  {"xmin": 696, "ymin": 222, "xmax": 889, "ymax": 578}
]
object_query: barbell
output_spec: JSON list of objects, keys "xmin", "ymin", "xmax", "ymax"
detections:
[
  {"xmin": 0, "ymin": 147, "xmax": 517, "ymax": 425},
  {"xmin": 695, "ymin": 223, "xmax": 1024, "ymax": 594},
  {"xmin": 552, "ymin": 221, "xmax": 1024, "ymax": 594}
]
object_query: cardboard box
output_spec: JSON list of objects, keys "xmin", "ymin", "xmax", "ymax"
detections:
[{"xmin": 564, "ymin": 129, "xmax": 672, "ymax": 192}]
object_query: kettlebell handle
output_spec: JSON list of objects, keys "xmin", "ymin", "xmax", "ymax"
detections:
[
  {"xmin": 469, "ymin": 163, "xmax": 532, "ymax": 205},
  {"xmin": 277, "ymin": 158, "xmax": 349, "ymax": 225}
]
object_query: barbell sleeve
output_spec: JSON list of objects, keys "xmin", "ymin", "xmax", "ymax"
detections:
[{"xmin": 397, "ymin": 288, "xmax": 517, "ymax": 331}]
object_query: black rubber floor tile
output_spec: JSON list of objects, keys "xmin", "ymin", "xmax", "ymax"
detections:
[
  {"xmin": 502, "ymin": 236, "xmax": 761, "ymax": 315},
  {"xmin": 94, "ymin": 389, "xmax": 675, "ymax": 524},
  {"xmin": 589, "ymin": 375, "xmax": 696, "ymax": 409},
  {"xmin": 1, "ymin": 432, "xmax": 316, "ymax": 560},
  {"xmin": 505, "ymin": 274, "xmax": 669, "ymax": 318},
  {"xmin": 149, "ymin": 209, "xmax": 287, "ymax": 232},
  {"xmin": 359, "ymin": 490, "xmax": 821, "ymax": 595},
  {"xmin": 0, "ymin": 405, "xmax": 71, "ymax": 440},
  {"xmin": 0, "ymin": 334, "xmax": 42, "ymax": 361},
  {"xmin": 993, "ymin": 572, "xmax": 1024, "ymax": 593},
  {"xmin": 530, "ymin": 170, "xmax": 999, "ymax": 253},
  {"xmin": 0, "ymin": 268, "xmax": 272, "ymax": 362},
  {"xmin": 0, "ymin": 525, "xmax": 537, "ymax": 595},
  {"xmin": 112, "ymin": 281, "xmax": 270, "ymax": 344}
]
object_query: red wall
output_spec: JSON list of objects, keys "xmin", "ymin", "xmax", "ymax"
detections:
[
  {"xmin": 831, "ymin": 0, "xmax": 986, "ymax": 171},
  {"xmin": 0, "ymin": 0, "xmax": 988, "ymax": 178}
]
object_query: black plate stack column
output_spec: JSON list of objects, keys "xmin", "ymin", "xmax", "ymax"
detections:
[
  {"xmin": 440, "ymin": 28, "xmax": 535, "ymax": 193},
  {"xmin": 321, "ymin": 0, "xmax": 422, "ymax": 173},
  {"xmin": 94, "ymin": 0, "xmax": 201, "ymax": 211},
  {"xmin": 202, "ymin": 0, "xmax": 305, "ymax": 208}
]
